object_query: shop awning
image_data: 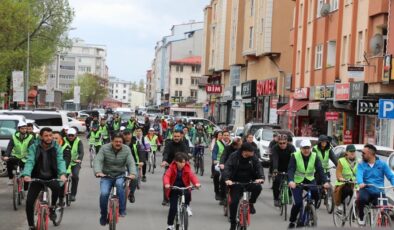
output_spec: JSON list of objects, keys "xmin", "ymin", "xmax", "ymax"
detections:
[
  {"xmin": 277, "ymin": 100, "xmax": 310, "ymax": 115},
  {"xmin": 277, "ymin": 103, "xmax": 290, "ymax": 115}
]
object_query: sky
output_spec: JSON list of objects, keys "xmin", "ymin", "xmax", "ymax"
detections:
[{"xmin": 68, "ymin": 0, "xmax": 210, "ymax": 82}]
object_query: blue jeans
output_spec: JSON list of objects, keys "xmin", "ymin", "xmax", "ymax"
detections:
[{"xmin": 100, "ymin": 177, "xmax": 126, "ymax": 216}]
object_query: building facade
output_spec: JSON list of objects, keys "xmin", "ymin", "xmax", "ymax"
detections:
[{"xmin": 108, "ymin": 76, "xmax": 133, "ymax": 107}]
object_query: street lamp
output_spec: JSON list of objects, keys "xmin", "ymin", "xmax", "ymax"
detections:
[{"xmin": 25, "ymin": 3, "xmax": 30, "ymax": 110}]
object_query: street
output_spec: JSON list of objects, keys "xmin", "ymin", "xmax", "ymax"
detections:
[{"xmin": 1, "ymin": 137, "xmax": 336, "ymax": 230}]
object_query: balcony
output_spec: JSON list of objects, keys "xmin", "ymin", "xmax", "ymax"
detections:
[{"xmin": 369, "ymin": 0, "xmax": 388, "ymax": 17}]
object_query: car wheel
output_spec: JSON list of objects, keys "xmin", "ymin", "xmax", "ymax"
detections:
[
  {"xmin": 0, "ymin": 158, "xmax": 7, "ymax": 177},
  {"xmin": 72, "ymin": 127, "xmax": 79, "ymax": 134}
]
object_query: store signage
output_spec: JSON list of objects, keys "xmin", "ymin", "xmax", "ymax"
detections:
[
  {"xmin": 314, "ymin": 86, "xmax": 325, "ymax": 100},
  {"xmin": 349, "ymin": 82, "xmax": 364, "ymax": 100},
  {"xmin": 348, "ymin": 66, "xmax": 364, "ymax": 78},
  {"xmin": 325, "ymin": 112, "xmax": 339, "ymax": 121},
  {"xmin": 383, "ymin": 55, "xmax": 391, "ymax": 83},
  {"xmin": 378, "ymin": 99, "xmax": 394, "ymax": 119},
  {"xmin": 232, "ymin": 100, "xmax": 241, "ymax": 108},
  {"xmin": 256, "ymin": 79, "xmax": 277, "ymax": 96},
  {"xmin": 357, "ymin": 100, "xmax": 379, "ymax": 115},
  {"xmin": 206, "ymin": 84, "xmax": 222, "ymax": 94},
  {"xmin": 308, "ymin": 102, "xmax": 320, "ymax": 110},
  {"xmin": 270, "ymin": 98, "xmax": 278, "ymax": 109},
  {"xmin": 241, "ymin": 80, "xmax": 257, "ymax": 98},
  {"xmin": 294, "ymin": 88, "xmax": 309, "ymax": 99},
  {"xmin": 343, "ymin": 130, "xmax": 353, "ymax": 144},
  {"xmin": 325, "ymin": 84, "xmax": 334, "ymax": 100},
  {"xmin": 285, "ymin": 75, "xmax": 292, "ymax": 90},
  {"xmin": 334, "ymin": 83, "xmax": 350, "ymax": 101}
]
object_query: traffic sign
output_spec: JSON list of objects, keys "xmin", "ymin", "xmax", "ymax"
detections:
[{"xmin": 378, "ymin": 99, "xmax": 394, "ymax": 119}]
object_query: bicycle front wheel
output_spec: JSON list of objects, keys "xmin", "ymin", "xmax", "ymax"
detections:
[
  {"xmin": 109, "ymin": 201, "xmax": 117, "ymax": 230},
  {"xmin": 199, "ymin": 155, "xmax": 204, "ymax": 176},
  {"xmin": 182, "ymin": 206, "xmax": 188, "ymax": 230},
  {"xmin": 326, "ymin": 187, "xmax": 334, "ymax": 214},
  {"xmin": 376, "ymin": 211, "xmax": 392, "ymax": 227},
  {"xmin": 333, "ymin": 204, "xmax": 346, "ymax": 227},
  {"xmin": 12, "ymin": 177, "xmax": 18, "ymax": 210},
  {"xmin": 305, "ymin": 204, "xmax": 317, "ymax": 227},
  {"xmin": 90, "ymin": 148, "xmax": 95, "ymax": 168},
  {"xmin": 66, "ymin": 178, "xmax": 72, "ymax": 207},
  {"xmin": 52, "ymin": 206, "xmax": 64, "ymax": 226}
]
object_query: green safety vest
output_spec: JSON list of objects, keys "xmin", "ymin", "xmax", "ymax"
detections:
[
  {"xmin": 99, "ymin": 125, "xmax": 109, "ymax": 138},
  {"xmin": 167, "ymin": 130, "xmax": 173, "ymax": 140},
  {"xmin": 313, "ymin": 145, "xmax": 330, "ymax": 171},
  {"xmin": 132, "ymin": 144, "xmax": 139, "ymax": 163},
  {"xmin": 335, "ymin": 157, "xmax": 358, "ymax": 186},
  {"xmin": 127, "ymin": 120, "xmax": 135, "ymax": 130},
  {"xmin": 11, "ymin": 133, "xmax": 33, "ymax": 162},
  {"xmin": 216, "ymin": 140, "xmax": 225, "ymax": 161},
  {"xmin": 89, "ymin": 131, "xmax": 102, "ymax": 146},
  {"xmin": 64, "ymin": 137, "xmax": 81, "ymax": 166},
  {"xmin": 147, "ymin": 135, "xmax": 158, "ymax": 152},
  {"xmin": 207, "ymin": 125, "xmax": 213, "ymax": 134},
  {"xmin": 113, "ymin": 120, "xmax": 120, "ymax": 131},
  {"xmin": 294, "ymin": 151, "xmax": 317, "ymax": 183}
]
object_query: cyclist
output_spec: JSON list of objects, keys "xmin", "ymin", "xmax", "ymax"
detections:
[
  {"xmin": 187, "ymin": 122, "xmax": 196, "ymax": 142},
  {"xmin": 271, "ymin": 134, "xmax": 296, "ymax": 207},
  {"xmin": 63, "ymin": 128, "xmax": 84, "ymax": 202},
  {"xmin": 143, "ymin": 116, "xmax": 151, "ymax": 136},
  {"xmin": 161, "ymin": 130, "xmax": 189, "ymax": 206},
  {"xmin": 174, "ymin": 119, "xmax": 185, "ymax": 132},
  {"xmin": 333, "ymin": 144, "xmax": 357, "ymax": 212},
  {"xmin": 212, "ymin": 130, "xmax": 232, "ymax": 201},
  {"xmin": 111, "ymin": 114, "xmax": 122, "ymax": 135},
  {"xmin": 146, "ymin": 127, "xmax": 160, "ymax": 168},
  {"xmin": 312, "ymin": 135, "xmax": 338, "ymax": 180},
  {"xmin": 22, "ymin": 127, "xmax": 67, "ymax": 230},
  {"xmin": 93, "ymin": 133, "xmax": 136, "ymax": 225},
  {"xmin": 26, "ymin": 123, "xmax": 38, "ymax": 140},
  {"xmin": 126, "ymin": 116, "xmax": 137, "ymax": 133},
  {"xmin": 161, "ymin": 116, "xmax": 168, "ymax": 139},
  {"xmin": 53, "ymin": 131, "xmax": 72, "ymax": 206},
  {"xmin": 152, "ymin": 118, "xmax": 163, "ymax": 151},
  {"xmin": 356, "ymin": 144, "xmax": 394, "ymax": 226},
  {"xmin": 244, "ymin": 133, "xmax": 261, "ymax": 159},
  {"xmin": 134, "ymin": 126, "xmax": 150, "ymax": 182},
  {"xmin": 287, "ymin": 140, "xmax": 330, "ymax": 228},
  {"xmin": 223, "ymin": 142, "xmax": 265, "ymax": 230},
  {"xmin": 99, "ymin": 118, "xmax": 110, "ymax": 144},
  {"xmin": 210, "ymin": 131, "xmax": 222, "ymax": 179},
  {"xmin": 268, "ymin": 133, "xmax": 279, "ymax": 180},
  {"xmin": 182, "ymin": 127, "xmax": 193, "ymax": 154},
  {"xmin": 88, "ymin": 125, "xmax": 103, "ymax": 154},
  {"xmin": 2, "ymin": 121, "xmax": 34, "ymax": 185},
  {"xmin": 166, "ymin": 122, "xmax": 175, "ymax": 141},
  {"xmin": 163, "ymin": 152, "xmax": 201, "ymax": 230},
  {"xmin": 192, "ymin": 125, "xmax": 208, "ymax": 161}
]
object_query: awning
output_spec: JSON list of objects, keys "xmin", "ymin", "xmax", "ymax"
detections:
[
  {"xmin": 277, "ymin": 103, "xmax": 290, "ymax": 115},
  {"xmin": 277, "ymin": 100, "xmax": 310, "ymax": 115}
]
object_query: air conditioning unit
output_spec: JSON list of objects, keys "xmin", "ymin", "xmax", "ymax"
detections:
[{"xmin": 320, "ymin": 3, "xmax": 331, "ymax": 17}]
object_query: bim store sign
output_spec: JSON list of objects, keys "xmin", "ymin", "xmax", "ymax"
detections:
[
  {"xmin": 241, "ymin": 80, "xmax": 257, "ymax": 98},
  {"xmin": 334, "ymin": 83, "xmax": 350, "ymax": 101},
  {"xmin": 256, "ymin": 79, "xmax": 277, "ymax": 97},
  {"xmin": 206, "ymin": 84, "xmax": 222, "ymax": 94}
]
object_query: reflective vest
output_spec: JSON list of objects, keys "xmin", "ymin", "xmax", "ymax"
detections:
[
  {"xmin": 207, "ymin": 125, "xmax": 213, "ymax": 134},
  {"xmin": 216, "ymin": 140, "xmax": 225, "ymax": 161},
  {"xmin": 167, "ymin": 130, "xmax": 173, "ymax": 140},
  {"xmin": 294, "ymin": 151, "xmax": 317, "ymax": 183},
  {"xmin": 89, "ymin": 131, "xmax": 102, "ymax": 146},
  {"xmin": 335, "ymin": 157, "xmax": 357, "ymax": 186},
  {"xmin": 147, "ymin": 135, "xmax": 158, "ymax": 152},
  {"xmin": 64, "ymin": 137, "xmax": 81, "ymax": 166},
  {"xmin": 113, "ymin": 120, "xmax": 120, "ymax": 131},
  {"xmin": 11, "ymin": 132, "xmax": 33, "ymax": 162},
  {"xmin": 132, "ymin": 144, "xmax": 139, "ymax": 163},
  {"xmin": 99, "ymin": 125, "xmax": 109, "ymax": 139},
  {"xmin": 127, "ymin": 120, "xmax": 135, "ymax": 130},
  {"xmin": 313, "ymin": 145, "xmax": 331, "ymax": 171}
]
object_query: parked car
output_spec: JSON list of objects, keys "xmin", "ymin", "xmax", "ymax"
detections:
[
  {"xmin": 243, "ymin": 123, "xmax": 281, "ymax": 136},
  {"xmin": 80, "ymin": 110, "xmax": 100, "ymax": 118},
  {"xmin": 253, "ymin": 128, "xmax": 294, "ymax": 167},
  {"xmin": 0, "ymin": 115, "xmax": 29, "ymax": 177},
  {"xmin": 292, "ymin": 137, "xmax": 319, "ymax": 151},
  {"xmin": 67, "ymin": 117, "xmax": 87, "ymax": 133},
  {"xmin": 333, "ymin": 144, "xmax": 394, "ymax": 204},
  {"xmin": 186, "ymin": 117, "xmax": 221, "ymax": 132},
  {"xmin": 230, "ymin": 127, "xmax": 244, "ymax": 138}
]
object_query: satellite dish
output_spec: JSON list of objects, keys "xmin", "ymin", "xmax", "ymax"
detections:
[
  {"xmin": 320, "ymin": 3, "xmax": 331, "ymax": 17},
  {"xmin": 369, "ymin": 34, "xmax": 384, "ymax": 56}
]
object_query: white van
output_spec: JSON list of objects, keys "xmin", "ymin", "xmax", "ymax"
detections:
[{"xmin": 0, "ymin": 110, "xmax": 68, "ymax": 132}]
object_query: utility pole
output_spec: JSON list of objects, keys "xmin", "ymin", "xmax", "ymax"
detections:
[{"xmin": 25, "ymin": 4, "xmax": 30, "ymax": 110}]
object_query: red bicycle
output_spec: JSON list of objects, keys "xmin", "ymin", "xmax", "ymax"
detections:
[{"xmin": 9, "ymin": 157, "xmax": 25, "ymax": 211}]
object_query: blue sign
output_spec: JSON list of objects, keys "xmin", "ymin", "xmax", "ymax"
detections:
[
  {"xmin": 378, "ymin": 99, "xmax": 394, "ymax": 119},
  {"xmin": 203, "ymin": 104, "xmax": 209, "ymax": 113}
]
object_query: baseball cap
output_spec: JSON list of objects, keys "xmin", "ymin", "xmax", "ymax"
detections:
[
  {"xmin": 346, "ymin": 144, "xmax": 356, "ymax": 152},
  {"xmin": 17, "ymin": 121, "xmax": 27, "ymax": 128},
  {"xmin": 123, "ymin": 128, "xmax": 132, "ymax": 134},
  {"xmin": 300, "ymin": 140, "xmax": 312, "ymax": 148},
  {"xmin": 149, "ymin": 128, "xmax": 155, "ymax": 131},
  {"xmin": 67, "ymin": 128, "xmax": 77, "ymax": 135},
  {"xmin": 120, "ymin": 126, "xmax": 126, "ymax": 131}
]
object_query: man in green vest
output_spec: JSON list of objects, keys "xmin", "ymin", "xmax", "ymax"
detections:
[
  {"xmin": 334, "ymin": 144, "xmax": 357, "ymax": 212},
  {"xmin": 88, "ymin": 125, "xmax": 103, "ymax": 154},
  {"xmin": 126, "ymin": 116, "xmax": 137, "ymax": 133},
  {"xmin": 99, "ymin": 119, "xmax": 110, "ymax": 144},
  {"xmin": 212, "ymin": 131, "xmax": 232, "ymax": 201},
  {"xmin": 111, "ymin": 114, "xmax": 122, "ymax": 135},
  {"xmin": 2, "ymin": 121, "xmax": 34, "ymax": 185},
  {"xmin": 53, "ymin": 131, "xmax": 72, "ymax": 206},
  {"xmin": 287, "ymin": 140, "xmax": 330, "ymax": 229},
  {"xmin": 63, "ymin": 128, "xmax": 84, "ymax": 202},
  {"xmin": 312, "ymin": 135, "xmax": 338, "ymax": 182}
]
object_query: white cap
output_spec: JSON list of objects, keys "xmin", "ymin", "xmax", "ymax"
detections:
[
  {"xmin": 149, "ymin": 128, "xmax": 155, "ymax": 131},
  {"xmin": 300, "ymin": 140, "xmax": 312, "ymax": 148},
  {"xmin": 18, "ymin": 121, "xmax": 27, "ymax": 128},
  {"xmin": 62, "ymin": 125, "xmax": 70, "ymax": 130},
  {"xmin": 67, "ymin": 128, "xmax": 77, "ymax": 135},
  {"xmin": 120, "ymin": 126, "xmax": 126, "ymax": 131}
]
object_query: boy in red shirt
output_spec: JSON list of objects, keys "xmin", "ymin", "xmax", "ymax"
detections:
[{"xmin": 163, "ymin": 152, "xmax": 200, "ymax": 230}]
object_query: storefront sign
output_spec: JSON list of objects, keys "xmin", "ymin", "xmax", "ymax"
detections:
[
  {"xmin": 349, "ymin": 82, "xmax": 364, "ymax": 100},
  {"xmin": 314, "ymin": 86, "xmax": 326, "ymax": 100},
  {"xmin": 269, "ymin": 97, "xmax": 278, "ymax": 124},
  {"xmin": 343, "ymin": 130, "xmax": 353, "ymax": 144},
  {"xmin": 348, "ymin": 66, "xmax": 364, "ymax": 78},
  {"xmin": 378, "ymin": 99, "xmax": 394, "ymax": 119},
  {"xmin": 285, "ymin": 75, "xmax": 292, "ymax": 90},
  {"xmin": 325, "ymin": 112, "xmax": 339, "ymax": 121},
  {"xmin": 308, "ymin": 102, "xmax": 320, "ymax": 110},
  {"xmin": 357, "ymin": 99, "xmax": 379, "ymax": 115},
  {"xmin": 241, "ymin": 80, "xmax": 257, "ymax": 98},
  {"xmin": 383, "ymin": 54, "xmax": 391, "ymax": 83},
  {"xmin": 334, "ymin": 83, "xmax": 350, "ymax": 101},
  {"xmin": 256, "ymin": 79, "xmax": 277, "ymax": 96},
  {"xmin": 232, "ymin": 100, "xmax": 241, "ymax": 108},
  {"xmin": 294, "ymin": 88, "xmax": 309, "ymax": 99},
  {"xmin": 206, "ymin": 84, "xmax": 222, "ymax": 94},
  {"xmin": 325, "ymin": 84, "xmax": 334, "ymax": 100}
]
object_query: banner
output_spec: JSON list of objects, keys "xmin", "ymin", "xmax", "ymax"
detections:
[
  {"xmin": 12, "ymin": 71, "xmax": 24, "ymax": 102},
  {"xmin": 46, "ymin": 76, "xmax": 56, "ymax": 102},
  {"xmin": 74, "ymin": 86, "xmax": 81, "ymax": 104}
]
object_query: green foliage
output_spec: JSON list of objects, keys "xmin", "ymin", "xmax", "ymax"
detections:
[
  {"xmin": 0, "ymin": 0, "xmax": 74, "ymax": 92},
  {"xmin": 138, "ymin": 79, "xmax": 145, "ymax": 93},
  {"xmin": 66, "ymin": 74, "xmax": 108, "ymax": 107}
]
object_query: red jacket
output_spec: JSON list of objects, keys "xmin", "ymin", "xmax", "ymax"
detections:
[
  {"xmin": 163, "ymin": 161, "xmax": 199, "ymax": 199},
  {"xmin": 161, "ymin": 120, "xmax": 168, "ymax": 131}
]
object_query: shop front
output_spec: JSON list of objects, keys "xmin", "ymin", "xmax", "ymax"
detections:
[
  {"xmin": 241, "ymin": 80, "xmax": 257, "ymax": 124},
  {"xmin": 256, "ymin": 78, "xmax": 278, "ymax": 124}
]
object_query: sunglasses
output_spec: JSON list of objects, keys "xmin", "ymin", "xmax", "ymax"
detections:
[
  {"xmin": 301, "ymin": 146, "xmax": 311, "ymax": 150},
  {"xmin": 67, "ymin": 134, "xmax": 75, "ymax": 137},
  {"xmin": 278, "ymin": 142, "xmax": 287, "ymax": 145}
]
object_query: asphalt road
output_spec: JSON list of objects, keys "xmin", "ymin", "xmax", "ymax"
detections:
[{"xmin": 1, "ymin": 137, "xmax": 338, "ymax": 230}]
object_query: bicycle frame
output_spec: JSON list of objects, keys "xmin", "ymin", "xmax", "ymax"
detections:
[
  {"xmin": 171, "ymin": 186, "xmax": 195, "ymax": 230},
  {"xmin": 296, "ymin": 184, "xmax": 319, "ymax": 227},
  {"xmin": 231, "ymin": 182, "xmax": 261, "ymax": 228},
  {"xmin": 365, "ymin": 185, "xmax": 394, "ymax": 227}
]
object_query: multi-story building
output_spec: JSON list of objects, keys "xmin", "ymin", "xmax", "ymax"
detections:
[
  {"xmin": 146, "ymin": 69, "xmax": 154, "ymax": 105},
  {"xmin": 286, "ymin": 0, "xmax": 394, "ymax": 147},
  {"xmin": 46, "ymin": 38, "xmax": 108, "ymax": 92},
  {"xmin": 108, "ymin": 76, "xmax": 132, "ymax": 107}
]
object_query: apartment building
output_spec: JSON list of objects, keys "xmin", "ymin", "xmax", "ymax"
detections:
[{"xmin": 108, "ymin": 76, "xmax": 133, "ymax": 107}]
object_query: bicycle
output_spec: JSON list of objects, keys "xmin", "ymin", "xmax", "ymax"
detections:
[
  {"xmin": 89, "ymin": 145, "xmax": 96, "ymax": 168},
  {"xmin": 64, "ymin": 173, "xmax": 73, "ymax": 207},
  {"xmin": 31, "ymin": 178, "xmax": 63, "ymax": 229},
  {"xmin": 9, "ymin": 157, "xmax": 25, "ymax": 211},
  {"xmin": 316, "ymin": 169, "xmax": 335, "ymax": 214},
  {"xmin": 362, "ymin": 185, "xmax": 394, "ymax": 228},
  {"xmin": 193, "ymin": 145, "xmax": 205, "ymax": 176},
  {"xmin": 333, "ymin": 180, "xmax": 359, "ymax": 227},
  {"xmin": 148, "ymin": 150, "xmax": 156, "ymax": 174},
  {"xmin": 275, "ymin": 172, "xmax": 292, "ymax": 221},
  {"xmin": 170, "ymin": 186, "xmax": 196, "ymax": 230},
  {"xmin": 295, "ymin": 184, "xmax": 319, "ymax": 228},
  {"xmin": 223, "ymin": 187, "xmax": 230, "ymax": 222}
]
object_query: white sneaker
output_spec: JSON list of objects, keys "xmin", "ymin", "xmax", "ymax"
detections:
[
  {"xmin": 337, "ymin": 205, "xmax": 343, "ymax": 212},
  {"xmin": 357, "ymin": 217, "xmax": 365, "ymax": 226},
  {"xmin": 187, "ymin": 206, "xmax": 193, "ymax": 216},
  {"xmin": 166, "ymin": 225, "xmax": 174, "ymax": 230},
  {"xmin": 7, "ymin": 180, "xmax": 13, "ymax": 186}
]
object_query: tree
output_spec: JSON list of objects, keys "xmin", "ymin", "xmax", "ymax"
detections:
[
  {"xmin": 0, "ymin": 0, "xmax": 74, "ymax": 92},
  {"xmin": 131, "ymin": 81, "xmax": 138, "ymax": 91},
  {"xmin": 138, "ymin": 79, "xmax": 145, "ymax": 93},
  {"xmin": 68, "ymin": 74, "xmax": 108, "ymax": 108}
]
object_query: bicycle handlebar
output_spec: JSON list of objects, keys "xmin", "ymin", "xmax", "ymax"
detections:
[
  {"xmin": 30, "ymin": 178, "xmax": 63, "ymax": 183},
  {"xmin": 296, "ymin": 183, "xmax": 320, "ymax": 188},
  {"xmin": 96, "ymin": 175, "xmax": 133, "ymax": 180},
  {"xmin": 230, "ymin": 181, "xmax": 263, "ymax": 186},
  {"xmin": 170, "ymin": 186, "xmax": 196, "ymax": 190}
]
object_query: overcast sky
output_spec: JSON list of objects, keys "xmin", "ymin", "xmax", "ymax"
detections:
[{"xmin": 68, "ymin": 0, "xmax": 210, "ymax": 82}]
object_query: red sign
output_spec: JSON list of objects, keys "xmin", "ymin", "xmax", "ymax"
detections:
[
  {"xmin": 343, "ymin": 130, "xmax": 353, "ymax": 144},
  {"xmin": 256, "ymin": 79, "xmax": 277, "ymax": 96},
  {"xmin": 270, "ymin": 98, "xmax": 278, "ymax": 109},
  {"xmin": 205, "ymin": 84, "xmax": 222, "ymax": 94},
  {"xmin": 294, "ymin": 88, "xmax": 309, "ymax": 99},
  {"xmin": 335, "ymin": 83, "xmax": 350, "ymax": 101},
  {"xmin": 325, "ymin": 112, "xmax": 339, "ymax": 121}
]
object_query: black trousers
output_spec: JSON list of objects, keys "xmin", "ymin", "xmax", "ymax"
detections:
[
  {"xmin": 142, "ymin": 151, "xmax": 148, "ymax": 176},
  {"xmin": 26, "ymin": 181, "xmax": 60, "ymax": 227},
  {"xmin": 71, "ymin": 164, "xmax": 81, "ymax": 196},
  {"xmin": 6, "ymin": 158, "xmax": 24, "ymax": 179},
  {"xmin": 229, "ymin": 184, "xmax": 262, "ymax": 224},
  {"xmin": 273, "ymin": 174, "xmax": 285, "ymax": 200},
  {"xmin": 213, "ymin": 168, "xmax": 220, "ymax": 196},
  {"xmin": 167, "ymin": 190, "xmax": 191, "ymax": 225}
]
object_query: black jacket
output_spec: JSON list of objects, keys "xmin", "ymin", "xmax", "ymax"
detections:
[
  {"xmin": 220, "ymin": 145, "xmax": 237, "ymax": 165},
  {"xmin": 271, "ymin": 143, "xmax": 296, "ymax": 173},
  {"xmin": 162, "ymin": 139, "xmax": 188, "ymax": 163},
  {"xmin": 61, "ymin": 143, "xmax": 72, "ymax": 169},
  {"xmin": 222, "ymin": 150, "xmax": 265, "ymax": 182}
]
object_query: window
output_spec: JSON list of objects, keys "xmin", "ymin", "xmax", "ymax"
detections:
[
  {"xmin": 60, "ymin": 65, "xmax": 75, "ymax": 70},
  {"xmin": 124, "ymin": 84, "xmax": 126, "ymax": 88},
  {"xmin": 306, "ymin": 48, "xmax": 310, "ymax": 72},
  {"xmin": 180, "ymin": 78, "xmax": 183, "ymax": 85},
  {"xmin": 176, "ymin": 78, "xmax": 179, "ymax": 85},
  {"xmin": 261, "ymin": 18, "xmax": 264, "ymax": 33},
  {"xmin": 78, "ymin": 66, "xmax": 91, "ymax": 72},
  {"xmin": 176, "ymin": 65, "xmax": 184, "ymax": 72},
  {"xmin": 191, "ymin": 78, "xmax": 199, "ymax": 85},
  {"xmin": 357, "ymin": 31, "xmax": 364, "ymax": 62},
  {"xmin": 249, "ymin": 26, "xmax": 254, "ymax": 49},
  {"xmin": 211, "ymin": 50, "xmax": 215, "ymax": 65},
  {"xmin": 296, "ymin": 50, "xmax": 301, "ymax": 74},
  {"xmin": 327, "ymin": 40, "xmax": 337, "ymax": 67},
  {"xmin": 315, "ymin": 44, "xmax": 323, "ymax": 69},
  {"xmin": 115, "ymin": 90, "xmax": 118, "ymax": 93},
  {"xmin": 331, "ymin": 0, "xmax": 339, "ymax": 11},
  {"xmin": 115, "ymin": 96, "xmax": 118, "ymax": 99},
  {"xmin": 342, "ymin": 36, "xmax": 348, "ymax": 64},
  {"xmin": 316, "ymin": 0, "xmax": 324, "ymax": 17},
  {"xmin": 179, "ymin": 91, "xmax": 182, "ymax": 97},
  {"xmin": 192, "ymin": 65, "xmax": 201, "ymax": 73},
  {"xmin": 123, "ymin": 96, "xmax": 126, "ymax": 99},
  {"xmin": 190, "ymin": 90, "xmax": 198, "ymax": 98},
  {"xmin": 123, "ymin": 90, "xmax": 126, "ymax": 93},
  {"xmin": 0, "ymin": 120, "xmax": 18, "ymax": 138},
  {"xmin": 250, "ymin": 0, "xmax": 254, "ymax": 16}
]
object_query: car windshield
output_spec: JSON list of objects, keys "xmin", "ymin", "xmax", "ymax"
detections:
[
  {"xmin": 249, "ymin": 125, "xmax": 264, "ymax": 135},
  {"xmin": 0, "ymin": 120, "xmax": 18, "ymax": 138}
]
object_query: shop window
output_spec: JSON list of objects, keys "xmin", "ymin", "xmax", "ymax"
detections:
[
  {"xmin": 249, "ymin": 26, "xmax": 254, "ymax": 49},
  {"xmin": 341, "ymin": 36, "xmax": 348, "ymax": 64}
]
